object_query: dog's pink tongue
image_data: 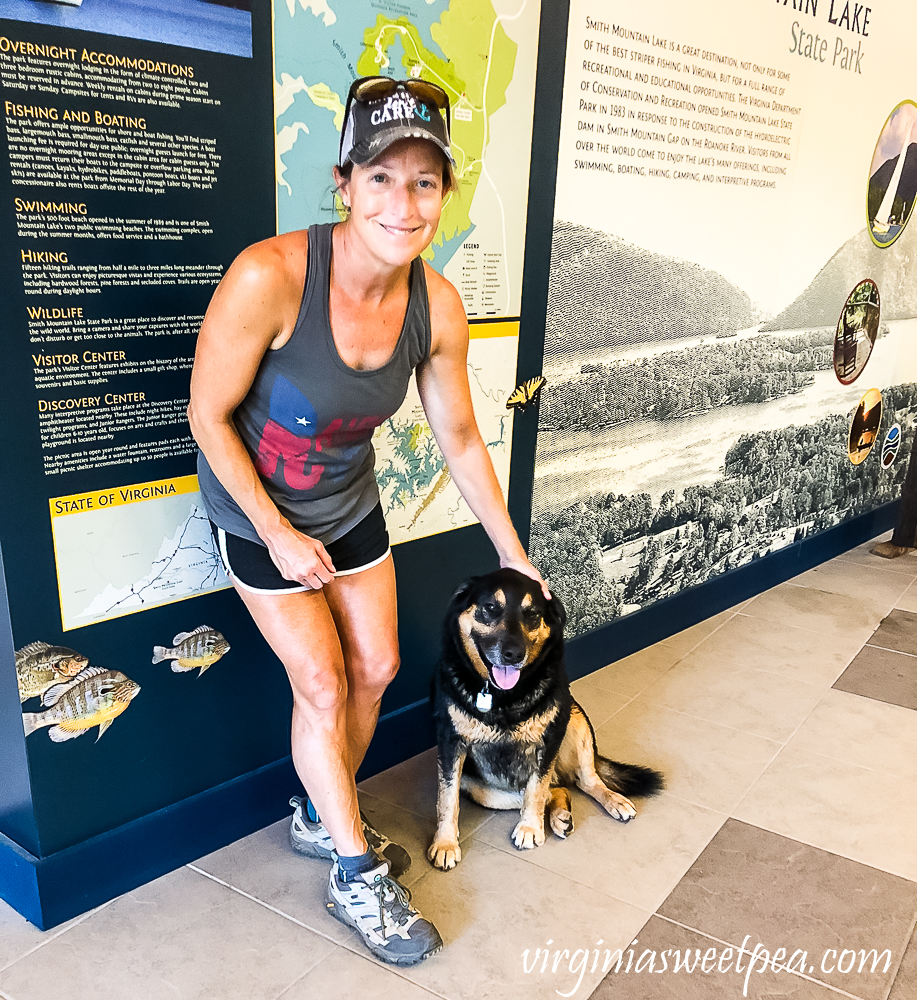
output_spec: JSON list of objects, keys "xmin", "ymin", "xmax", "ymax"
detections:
[{"xmin": 491, "ymin": 664, "xmax": 520, "ymax": 690}]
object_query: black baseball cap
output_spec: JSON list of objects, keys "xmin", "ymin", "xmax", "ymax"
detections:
[{"xmin": 339, "ymin": 77, "xmax": 455, "ymax": 168}]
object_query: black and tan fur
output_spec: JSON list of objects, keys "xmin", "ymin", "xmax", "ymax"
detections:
[{"xmin": 428, "ymin": 569, "xmax": 664, "ymax": 870}]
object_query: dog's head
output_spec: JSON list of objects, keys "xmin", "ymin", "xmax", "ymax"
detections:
[{"xmin": 446, "ymin": 569, "xmax": 565, "ymax": 692}]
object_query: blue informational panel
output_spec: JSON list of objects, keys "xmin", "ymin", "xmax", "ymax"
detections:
[{"xmin": 0, "ymin": 0, "xmax": 276, "ymax": 919}]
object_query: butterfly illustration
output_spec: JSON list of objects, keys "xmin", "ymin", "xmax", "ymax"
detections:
[{"xmin": 506, "ymin": 375, "xmax": 547, "ymax": 412}]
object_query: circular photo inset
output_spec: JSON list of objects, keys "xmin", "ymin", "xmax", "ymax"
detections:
[
  {"xmin": 867, "ymin": 100, "xmax": 917, "ymax": 248},
  {"xmin": 834, "ymin": 279, "xmax": 880, "ymax": 384},
  {"xmin": 882, "ymin": 423, "xmax": 902, "ymax": 468},
  {"xmin": 848, "ymin": 389, "xmax": 883, "ymax": 465}
]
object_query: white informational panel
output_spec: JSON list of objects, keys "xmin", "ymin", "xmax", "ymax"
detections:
[{"xmin": 532, "ymin": 0, "xmax": 917, "ymax": 634}]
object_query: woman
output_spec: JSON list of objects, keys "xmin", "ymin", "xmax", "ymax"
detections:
[{"xmin": 188, "ymin": 77, "xmax": 546, "ymax": 966}]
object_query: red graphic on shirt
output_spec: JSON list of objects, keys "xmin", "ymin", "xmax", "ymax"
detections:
[
  {"xmin": 256, "ymin": 416, "xmax": 384, "ymax": 491},
  {"xmin": 256, "ymin": 420, "xmax": 323, "ymax": 489}
]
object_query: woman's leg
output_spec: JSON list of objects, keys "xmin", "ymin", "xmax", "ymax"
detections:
[
  {"xmin": 235, "ymin": 559, "xmax": 440, "ymax": 964},
  {"xmin": 232, "ymin": 554, "xmax": 399, "ymax": 857},
  {"xmin": 324, "ymin": 553, "xmax": 399, "ymax": 775}
]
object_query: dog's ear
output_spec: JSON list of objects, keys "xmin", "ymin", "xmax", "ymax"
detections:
[
  {"xmin": 442, "ymin": 577, "xmax": 481, "ymax": 655},
  {"xmin": 543, "ymin": 591, "xmax": 567, "ymax": 631},
  {"xmin": 448, "ymin": 577, "xmax": 478, "ymax": 612}
]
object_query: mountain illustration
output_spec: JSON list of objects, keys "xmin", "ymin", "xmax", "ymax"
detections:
[
  {"xmin": 545, "ymin": 222, "xmax": 761, "ymax": 352},
  {"xmin": 867, "ymin": 141, "xmax": 917, "ymax": 223},
  {"xmin": 761, "ymin": 218, "xmax": 917, "ymax": 331}
]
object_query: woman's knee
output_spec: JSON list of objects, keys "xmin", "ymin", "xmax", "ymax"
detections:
[
  {"xmin": 352, "ymin": 650, "xmax": 400, "ymax": 694},
  {"xmin": 287, "ymin": 657, "xmax": 348, "ymax": 716},
  {"xmin": 374, "ymin": 652, "xmax": 400, "ymax": 689}
]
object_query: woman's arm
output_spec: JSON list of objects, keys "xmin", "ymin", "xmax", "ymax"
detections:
[
  {"xmin": 415, "ymin": 266, "xmax": 549, "ymax": 596},
  {"xmin": 187, "ymin": 234, "xmax": 336, "ymax": 589}
]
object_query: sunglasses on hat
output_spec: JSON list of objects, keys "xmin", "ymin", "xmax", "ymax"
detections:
[
  {"xmin": 347, "ymin": 76, "xmax": 451, "ymax": 127},
  {"xmin": 339, "ymin": 76, "xmax": 453, "ymax": 167}
]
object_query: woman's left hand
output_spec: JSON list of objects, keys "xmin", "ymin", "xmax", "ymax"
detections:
[{"xmin": 500, "ymin": 556, "xmax": 551, "ymax": 601}]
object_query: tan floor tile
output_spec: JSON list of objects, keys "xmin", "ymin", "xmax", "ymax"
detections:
[
  {"xmin": 660, "ymin": 610, "xmax": 735, "ymax": 657},
  {"xmin": 636, "ymin": 653, "xmax": 825, "ymax": 742},
  {"xmin": 889, "ymin": 922, "xmax": 917, "ymax": 1000},
  {"xmin": 693, "ymin": 614, "xmax": 862, "ymax": 686},
  {"xmin": 474, "ymin": 789, "xmax": 726, "ymax": 913},
  {"xmin": 868, "ymin": 609, "xmax": 917, "ymax": 656},
  {"xmin": 658, "ymin": 819, "xmax": 917, "ymax": 1000},
  {"xmin": 569, "ymin": 677, "xmax": 631, "ymax": 727},
  {"xmin": 579, "ymin": 644, "xmax": 683, "ymax": 698},
  {"xmin": 0, "ymin": 867, "xmax": 332, "ymax": 1000},
  {"xmin": 833, "ymin": 644, "xmax": 917, "ymax": 711},
  {"xmin": 596, "ymin": 702, "xmax": 778, "ymax": 814},
  {"xmin": 789, "ymin": 689, "xmax": 917, "ymax": 782},
  {"xmin": 0, "ymin": 901, "xmax": 51, "ymax": 972},
  {"xmin": 836, "ymin": 531, "xmax": 917, "ymax": 577},
  {"xmin": 281, "ymin": 946, "xmax": 440, "ymax": 1000},
  {"xmin": 359, "ymin": 748, "xmax": 495, "ymax": 838},
  {"xmin": 894, "ymin": 579, "xmax": 917, "ymax": 612},
  {"xmin": 192, "ymin": 818, "xmax": 356, "ymax": 943},
  {"xmin": 397, "ymin": 842, "xmax": 649, "ymax": 1000},
  {"xmin": 738, "ymin": 582, "xmax": 887, "ymax": 643},
  {"xmin": 789, "ymin": 559, "xmax": 912, "ymax": 608},
  {"xmin": 0, "ymin": 899, "xmax": 105, "ymax": 972},
  {"xmin": 733, "ymin": 745, "xmax": 917, "ymax": 881}
]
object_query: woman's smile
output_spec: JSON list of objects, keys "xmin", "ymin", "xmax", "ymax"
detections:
[
  {"xmin": 379, "ymin": 222, "xmax": 423, "ymax": 235},
  {"xmin": 337, "ymin": 138, "xmax": 445, "ymax": 266}
]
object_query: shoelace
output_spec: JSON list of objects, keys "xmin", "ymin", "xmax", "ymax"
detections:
[{"xmin": 370, "ymin": 872, "xmax": 413, "ymax": 935}]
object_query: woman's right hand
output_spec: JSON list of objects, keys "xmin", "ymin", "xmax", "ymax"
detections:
[{"xmin": 265, "ymin": 523, "xmax": 336, "ymax": 590}]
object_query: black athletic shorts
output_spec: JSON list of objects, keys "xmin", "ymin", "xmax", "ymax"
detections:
[{"xmin": 211, "ymin": 503, "xmax": 390, "ymax": 594}]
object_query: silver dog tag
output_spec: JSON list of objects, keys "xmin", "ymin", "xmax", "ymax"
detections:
[{"xmin": 476, "ymin": 685, "xmax": 492, "ymax": 712}]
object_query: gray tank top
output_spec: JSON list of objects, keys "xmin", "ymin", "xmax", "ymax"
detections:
[{"xmin": 197, "ymin": 222, "xmax": 432, "ymax": 545}]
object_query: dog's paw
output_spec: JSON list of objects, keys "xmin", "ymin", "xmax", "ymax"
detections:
[
  {"xmin": 511, "ymin": 821, "xmax": 546, "ymax": 850},
  {"xmin": 549, "ymin": 808, "xmax": 574, "ymax": 839},
  {"xmin": 604, "ymin": 792, "xmax": 637, "ymax": 823},
  {"xmin": 427, "ymin": 838, "xmax": 462, "ymax": 871}
]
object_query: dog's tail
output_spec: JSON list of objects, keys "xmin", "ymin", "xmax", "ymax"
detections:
[{"xmin": 596, "ymin": 756, "xmax": 665, "ymax": 798}]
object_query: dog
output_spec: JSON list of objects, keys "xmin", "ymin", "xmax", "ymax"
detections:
[{"xmin": 427, "ymin": 569, "xmax": 664, "ymax": 871}]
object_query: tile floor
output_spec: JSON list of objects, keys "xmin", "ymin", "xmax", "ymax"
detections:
[{"xmin": 1, "ymin": 532, "xmax": 916, "ymax": 1000}]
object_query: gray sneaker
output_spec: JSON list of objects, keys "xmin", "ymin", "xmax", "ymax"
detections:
[
  {"xmin": 325, "ymin": 858, "xmax": 442, "ymax": 966},
  {"xmin": 289, "ymin": 796, "xmax": 411, "ymax": 878}
]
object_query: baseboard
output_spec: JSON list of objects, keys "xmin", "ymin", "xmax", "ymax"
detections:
[
  {"xmin": 0, "ymin": 700, "xmax": 437, "ymax": 930},
  {"xmin": 0, "ymin": 757, "xmax": 297, "ymax": 930}
]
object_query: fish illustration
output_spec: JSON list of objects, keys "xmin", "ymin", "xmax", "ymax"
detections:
[
  {"xmin": 152, "ymin": 626, "xmax": 230, "ymax": 675},
  {"xmin": 22, "ymin": 666, "xmax": 140, "ymax": 742},
  {"xmin": 15, "ymin": 641, "xmax": 90, "ymax": 703}
]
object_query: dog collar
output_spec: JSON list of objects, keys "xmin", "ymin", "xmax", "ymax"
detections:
[{"xmin": 475, "ymin": 681, "xmax": 492, "ymax": 712}]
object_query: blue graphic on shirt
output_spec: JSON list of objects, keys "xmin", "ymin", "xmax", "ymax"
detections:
[{"xmin": 268, "ymin": 375, "xmax": 319, "ymax": 436}]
